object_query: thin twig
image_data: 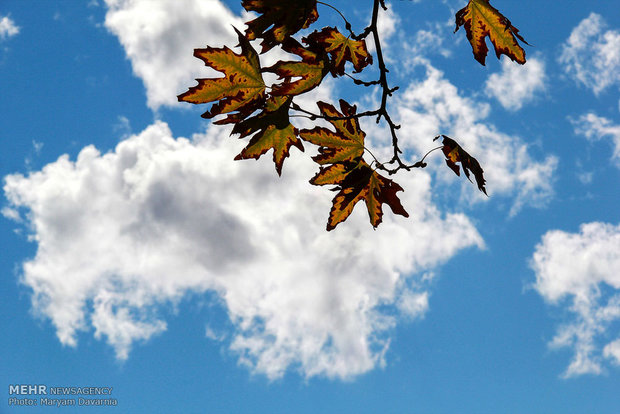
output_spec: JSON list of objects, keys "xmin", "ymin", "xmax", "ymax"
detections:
[
  {"xmin": 291, "ymin": 0, "xmax": 438, "ymax": 174},
  {"xmin": 317, "ymin": 1, "xmax": 354, "ymax": 36},
  {"xmin": 344, "ymin": 73, "xmax": 380, "ymax": 87}
]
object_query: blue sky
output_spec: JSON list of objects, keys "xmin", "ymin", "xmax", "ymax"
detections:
[{"xmin": 1, "ymin": 0, "xmax": 619, "ymax": 412}]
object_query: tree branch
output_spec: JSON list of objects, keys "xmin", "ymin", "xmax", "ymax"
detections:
[{"xmin": 290, "ymin": 0, "xmax": 432, "ymax": 174}]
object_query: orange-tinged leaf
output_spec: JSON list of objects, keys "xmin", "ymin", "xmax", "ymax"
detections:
[
  {"xmin": 309, "ymin": 163, "xmax": 349, "ymax": 186},
  {"xmin": 434, "ymin": 135, "xmax": 487, "ymax": 195},
  {"xmin": 311, "ymin": 161, "xmax": 408, "ymax": 231},
  {"xmin": 177, "ymin": 28, "xmax": 265, "ymax": 123},
  {"xmin": 454, "ymin": 0, "xmax": 528, "ymax": 65},
  {"xmin": 299, "ymin": 100, "xmax": 365, "ymax": 164},
  {"xmin": 306, "ymin": 27, "xmax": 373, "ymax": 76},
  {"xmin": 242, "ymin": 0, "xmax": 318, "ymax": 52},
  {"xmin": 264, "ymin": 38, "xmax": 329, "ymax": 97},
  {"xmin": 232, "ymin": 97, "xmax": 303, "ymax": 176}
]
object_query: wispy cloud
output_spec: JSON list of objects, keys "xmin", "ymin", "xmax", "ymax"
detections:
[
  {"xmin": 530, "ymin": 222, "xmax": 620, "ymax": 377},
  {"xmin": 559, "ymin": 13, "xmax": 620, "ymax": 95},
  {"xmin": 392, "ymin": 60, "xmax": 557, "ymax": 215},
  {"xmin": 0, "ymin": 15, "xmax": 20, "ymax": 40},
  {"xmin": 572, "ymin": 112, "xmax": 620, "ymax": 168},
  {"xmin": 485, "ymin": 56, "xmax": 546, "ymax": 111}
]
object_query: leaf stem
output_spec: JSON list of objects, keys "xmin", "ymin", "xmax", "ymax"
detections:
[
  {"xmin": 419, "ymin": 146, "xmax": 444, "ymax": 163},
  {"xmin": 317, "ymin": 1, "xmax": 354, "ymax": 36}
]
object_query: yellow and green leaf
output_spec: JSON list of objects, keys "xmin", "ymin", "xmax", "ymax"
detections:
[
  {"xmin": 311, "ymin": 161, "xmax": 409, "ymax": 231},
  {"xmin": 455, "ymin": 0, "xmax": 528, "ymax": 65},
  {"xmin": 310, "ymin": 163, "xmax": 349, "ymax": 186},
  {"xmin": 232, "ymin": 96, "xmax": 303, "ymax": 176},
  {"xmin": 299, "ymin": 100, "xmax": 366, "ymax": 164},
  {"xmin": 242, "ymin": 0, "xmax": 318, "ymax": 52},
  {"xmin": 306, "ymin": 27, "xmax": 373, "ymax": 75},
  {"xmin": 264, "ymin": 38, "xmax": 329, "ymax": 97},
  {"xmin": 177, "ymin": 27, "xmax": 265, "ymax": 123}
]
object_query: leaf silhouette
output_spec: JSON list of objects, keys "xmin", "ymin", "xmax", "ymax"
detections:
[
  {"xmin": 176, "ymin": 0, "xmax": 500, "ymax": 232},
  {"xmin": 242, "ymin": 0, "xmax": 318, "ymax": 52},
  {"xmin": 264, "ymin": 37, "xmax": 329, "ymax": 97},
  {"xmin": 299, "ymin": 99, "xmax": 366, "ymax": 164},
  {"xmin": 306, "ymin": 27, "xmax": 373, "ymax": 76},
  {"xmin": 232, "ymin": 96, "xmax": 303, "ymax": 176},
  {"xmin": 454, "ymin": 0, "xmax": 528, "ymax": 65},
  {"xmin": 301, "ymin": 99, "xmax": 408, "ymax": 230},
  {"xmin": 177, "ymin": 27, "xmax": 265, "ymax": 124},
  {"xmin": 434, "ymin": 135, "xmax": 487, "ymax": 195},
  {"xmin": 311, "ymin": 161, "xmax": 409, "ymax": 231}
]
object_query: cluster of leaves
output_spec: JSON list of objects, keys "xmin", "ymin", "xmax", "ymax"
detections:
[{"xmin": 178, "ymin": 0, "xmax": 528, "ymax": 231}]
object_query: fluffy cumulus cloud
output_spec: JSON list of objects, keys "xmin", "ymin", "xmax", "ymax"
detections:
[
  {"xmin": 572, "ymin": 112, "xmax": 620, "ymax": 167},
  {"xmin": 104, "ymin": 0, "xmax": 247, "ymax": 110},
  {"xmin": 392, "ymin": 60, "xmax": 557, "ymax": 215},
  {"xmin": 559, "ymin": 13, "xmax": 620, "ymax": 94},
  {"xmin": 0, "ymin": 15, "xmax": 20, "ymax": 40},
  {"xmin": 531, "ymin": 222, "xmax": 620, "ymax": 377},
  {"xmin": 485, "ymin": 56, "xmax": 546, "ymax": 111},
  {"xmin": 4, "ymin": 121, "xmax": 483, "ymax": 379}
]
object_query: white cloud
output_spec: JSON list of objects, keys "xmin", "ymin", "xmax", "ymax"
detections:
[
  {"xmin": 603, "ymin": 339, "xmax": 620, "ymax": 365},
  {"xmin": 559, "ymin": 13, "xmax": 620, "ymax": 94},
  {"xmin": 530, "ymin": 222, "xmax": 620, "ymax": 377},
  {"xmin": 4, "ymin": 120, "xmax": 484, "ymax": 379},
  {"xmin": 0, "ymin": 15, "xmax": 20, "ymax": 40},
  {"xmin": 404, "ymin": 25, "xmax": 451, "ymax": 59},
  {"xmin": 17, "ymin": 0, "xmax": 478, "ymax": 379},
  {"xmin": 365, "ymin": 7, "xmax": 400, "ymax": 56},
  {"xmin": 485, "ymin": 57, "xmax": 546, "ymax": 111},
  {"xmin": 377, "ymin": 7, "xmax": 399, "ymax": 43},
  {"xmin": 113, "ymin": 115, "xmax": 132, "ymax": 139},
  {"xmin": 103, "ymin": 0, "xmax": 247, "ymax": 110},
  {"xmin": 572, "ymin": 112, "xmax": 620, "ymax": 167},
  {"xmin": 4, "ymin": 0, "xmax": 557, "ymax": 381},
  {"xmin": 1, "ymin": 206, "xmax": 21, "ymax": 222},
  {"xmin": 392, "ymin": 60, "xmax": 557, "ymax": 215},
  {"xmin": 397, "ymin": 289, "xmax": 429, "ymax": 320}
]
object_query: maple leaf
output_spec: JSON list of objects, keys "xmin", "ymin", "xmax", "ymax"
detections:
[
  {"xmin": 454, "ymin": 0, "xmax": 529, "ymax": 65},
  {"xmin": 299, "ymin": 100, "xmax": 366, "ymax": 164},
  {"xmin": 242, "ymin": 0, "xmax": 318, "ymax": 52},
  {"xmin": 301, "ymin": 99, "xmax": 408, "ymax": 230},
  {"xmin": 305, "ymin": 27, "xmax": 373, "ymax": 76},
  {"xmin": 264, "ymin": 37, "xmax": 329, "ymax": 97},
  {"xmin": 232, "ymin": 96, "xmax": 304, "ymax": 176},
  {"xmin": 177, "ymin": 27, "xmax": 265, "ymax": 124},
  {"xmin": 311, "ymin": 161, "xmax": 409, "ymax": 231},
  {"xmin": 434, "ymin": 135, "xmax": 487, "ymax": 195}
]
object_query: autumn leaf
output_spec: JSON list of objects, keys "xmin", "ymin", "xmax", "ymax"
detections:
[
  {"xmin": 299, "ymin": 100, "xmax": 366, "ymax": 164},
  {"xmin": 232, "ymin": 96, "xmax": 303, "ymax": 176},
  {"xmin": 264, "ymin": 37, "xmax": 329, "ymax": 97},
  {"xmin": 305, "ymin": 27, "xmax": 373, "ymax": 76},
  {"xmin": 301, "ymin": 99, "xmax": 408, "ymax": 230},
  {"xmin": 311, "ymin": 161, "xmax": 409, "ymax": 231},
  {"xmin": 434, "ymin": 135, "xmax": 487, "ymax": 195},
  {"xmin": 242, "ymin": 0, "xmax": 318, "ymax": 52},
  {"xmin": 454, "ymin": 0, "xmax": 528, "ymax": 65},
  {"xmin": 177, "ymin": 27, "xmax": 265, "ymax": 124}
]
